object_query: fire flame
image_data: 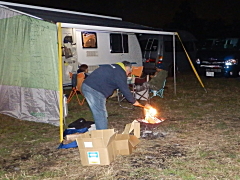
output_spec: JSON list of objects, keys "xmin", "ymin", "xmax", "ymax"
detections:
[{"xmin": 142, "ymin": 106, "xmax": 165, "ymax": 124}]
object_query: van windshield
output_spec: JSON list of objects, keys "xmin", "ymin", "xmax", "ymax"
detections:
[{"xmin": 199, "ymin": 38, "xmax": 240, "ymax": 50}]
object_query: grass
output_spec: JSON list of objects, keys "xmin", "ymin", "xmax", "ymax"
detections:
[{"xmin": 1, "ymin": 72, "xmax": 240, "ymax": 179}]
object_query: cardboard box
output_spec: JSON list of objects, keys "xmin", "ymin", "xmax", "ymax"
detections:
[
  {"xmin": 76, "ymin": 129, "xmax": 116, "ymax": 166},
  {"xmin": 122, "ymin": 120, "xmax": 140, "ymax": 138},
  {"xmin": 114, "ymin": 121, "xmax": 140, "ymax": 155},
  {"xmin": 114, "ymin": 134, "xmax": 140, "ymax": 155},
  {"xmin": 65, "ymin": 133, "xmax": 82, "ymax": 141}
]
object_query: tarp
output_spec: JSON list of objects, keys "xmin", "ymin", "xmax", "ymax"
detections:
[{"xmin": 0, "ymin": 6, "xmax": 60, "ymax": 125}]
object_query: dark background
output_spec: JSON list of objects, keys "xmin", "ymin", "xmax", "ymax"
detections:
[{"xmin": 3, "ymin": 0, "xmax": 240, "ymax": 40}]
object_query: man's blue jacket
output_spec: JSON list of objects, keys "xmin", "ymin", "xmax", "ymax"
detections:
[{"xmin": 83, "ymin": 64, "xmax": 135, "ymax": 104}]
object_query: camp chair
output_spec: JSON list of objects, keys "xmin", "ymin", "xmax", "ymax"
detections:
[
  {"xmin": 131, "ymin": 66, "xmax": 150, "ymax": 103},
  {"xmin": 150, "ymin": 79, "xmax": 166, "ymax": 98},
  {"xmin": 116, "ymin": 66, "xmax": 143, "ymax": 108},
  {"xmin": 117, "ymin": 66, "xmax": 149, "ymax": 108},
  {"xmin": 116, "ymin": 74, "xmax": 137, "ymax": 108},
  {"xmin": 67, "ymin": 72, "xmax": 85, "ymax": 105}
]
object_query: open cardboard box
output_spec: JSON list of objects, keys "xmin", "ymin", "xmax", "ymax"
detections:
[
  {"xmin": 114, "ymin": 120, "xmax": 140, "ymax": 155},
  {"xmin": 65, "ymin": 133, "xmax": 82, "ymax": 141},
  {"xmin": 76, "ymin": 129, "xmax": 117, "ymax": 166}
]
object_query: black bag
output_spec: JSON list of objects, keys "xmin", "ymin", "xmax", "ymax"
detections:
[{"xmin": 68, "ymin": 118, "xmax": 94, "ymax": 129}]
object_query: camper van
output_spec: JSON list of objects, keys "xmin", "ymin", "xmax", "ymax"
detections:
[
  {"xmin": 195, "ymin": 38, "xmax": 240, "ymax": 77},
  {"xmin": 137, "ymin": 30, "xmax": 198, "ymax": 76},
  {"xmin": 62, "ymin": 28, "xmax": 142, "ymax": 85}
]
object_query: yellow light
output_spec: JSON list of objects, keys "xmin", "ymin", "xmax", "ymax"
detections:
[{"xmin": 148, "ymin": 107, "xmax": 157, "ymax": 116}]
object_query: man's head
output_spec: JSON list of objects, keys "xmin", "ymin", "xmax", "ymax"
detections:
[
  {"xmin": 122, "ymin": 61, "xmax": 132, "ymax": 75},
  {"xmin": 79, "ymin": 64, "xmax": 88, "ymax": 73},
  {"xmin": 156, "ymin": 63, "xmax": 164, "ymax": 72}
]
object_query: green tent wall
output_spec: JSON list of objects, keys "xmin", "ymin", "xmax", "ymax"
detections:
[{"xmin": 0, "ymin": 6, "xmax": 60, "ymax": 125}]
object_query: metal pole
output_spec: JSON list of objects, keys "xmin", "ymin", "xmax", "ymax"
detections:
[
  {"xmin": 173, "ymin": 34, "xmax": 176, "ymax": 95},
  {"xmin": 57, "ymin": 23, "xmax": 64, "ymax": 142}
]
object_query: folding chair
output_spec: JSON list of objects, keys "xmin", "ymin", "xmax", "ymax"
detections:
[
  {"xmin": 117, "ymin": 66, "xmax": 150, "ymax": 108},
  {"xmin": 150, "ymin": 79, "xmax": 166, "ymax": 98},
  {"xmin": 67, "ymin": 72, "xmax": 85, "ymax": 105},
  {"xmin": 132, "ymin": 66, "xmax": 143, "ymax": 77},
  {"xmin": 131, "ymin": 66, "xmax": 150, "ymax": 103},
  {"xmin": 116, "ymin": 88, "xmax": 134, "ymax": 109},
  {"xmin": 117, "ymin": 66, "xmax": 144, "ymax": 108}
]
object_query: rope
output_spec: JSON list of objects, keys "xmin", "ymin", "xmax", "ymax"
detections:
[{"xmin": 175, "ymin": 32, "xmax": 207, "ymax": 93}]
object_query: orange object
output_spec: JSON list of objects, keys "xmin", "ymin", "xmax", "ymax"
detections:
[
  {"xmin": 67, "ymin": 72, "xmax": 85, "ymax": 105},
  {"xmin": 131, "ymin": 66, "xmax": 143, "ymax": 77}
]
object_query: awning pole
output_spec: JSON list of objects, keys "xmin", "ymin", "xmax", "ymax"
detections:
[
  {"xmin": 57, "ymin": 22, "xmax": 64, "ymax": 142},
  {"xmin": 173, "ymin": 34, "xmax": 176, "ymax": 95}
]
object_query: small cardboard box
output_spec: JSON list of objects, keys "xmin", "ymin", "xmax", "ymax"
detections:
[
  {"xmin": 76, "ymin": 129, "xmax": 116, "ymax": 166},
  {"xmin": 122, "ymin": 120, "xmax": 140, "ymax": 138},
  {"xmin": 115, "ymin": 121, "xmax": 140, "ymax": 155},
  {"xmin": 115, "ymin": 134, "xmax": 140, "ymax": 155}
]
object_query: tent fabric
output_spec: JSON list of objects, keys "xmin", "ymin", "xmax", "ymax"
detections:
[{"xmin": 0, "ymin": 7, "xmax": 60, "ymax": 125}]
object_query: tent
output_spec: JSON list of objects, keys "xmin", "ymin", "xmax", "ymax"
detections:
[{"xmin": 0, "ymin": 1, "xmax": 178, "ymax": 141}]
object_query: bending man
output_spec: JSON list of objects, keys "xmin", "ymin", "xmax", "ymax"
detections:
[{"xmin": 81, "ymin": 61, "xmax": 141, "ymax": 130}]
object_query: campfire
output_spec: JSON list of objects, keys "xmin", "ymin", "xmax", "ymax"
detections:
[
  {"xmin": 137, "ymin": 105, "xmax": 165, "ymax": 126},
  {"xmin": 136, "ymin": 105, "xmax": 165, "ymax": 138}
]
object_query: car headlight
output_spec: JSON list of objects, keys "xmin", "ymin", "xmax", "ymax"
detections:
[
  {"xmin": 225, "ymin": 59, "xmax": 238, "ymax": 65},
  {"xmin": 196, "ymin": 58, "xmax": 200, "ymax": 64}
]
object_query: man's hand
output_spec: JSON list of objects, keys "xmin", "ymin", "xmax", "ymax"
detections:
[{"xmin": 144, "ymin": 103, "xmax": 152, "ymax": 109}]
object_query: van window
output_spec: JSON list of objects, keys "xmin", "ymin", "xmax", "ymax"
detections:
[
  {"xmin": 110, "ymin": 34, "xmax": 129, "ymax": 53},
  {"xmin": 139, "ymin": 39, "xmax": 158, "ymax": 51},
  {"xmin": 81, "ymin": 32, "xmax": 97, "ymax": 48}
]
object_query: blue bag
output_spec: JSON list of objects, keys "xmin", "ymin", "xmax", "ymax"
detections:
[{"xmin": 58, "ymin": 127, "xmax": 88, "ymax": 149}]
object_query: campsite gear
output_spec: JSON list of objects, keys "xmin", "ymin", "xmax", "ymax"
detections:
[
  {"xmin": 58, "ymin": 127, "xmax": 88, "ymax": 149},
  {"xmin": 115, "ymin": 120, "xmax": 140, "ymax": 155},
  {"xmin": 143, "ymin": 62, "xmax": 157, "ymax": 75},
  {"xmin": 137, "ymin": 105, "xmax": 165, "ymax": 130},
  {"xmin": 150, "ymin": 79, "xmax": 167, "ymax": 98},
  {"xmin": 64, "ymin": 46, "xmax": 73, "ymax": 58},
  {"xmin": 71, "ymin": 73, "xmax": 77, "ymax": 88},
  {"xmin": 132, "ymin": 66, "xmax": 150, "ymax": 102},
  {"xmin": 88, "ymin": 124, "xmax": 96, "ymax": 131},
  {"xmin": 137, "ymin": 117, "xmax": 164, "ymax": 129},
  {"xmin": 67, "ymin": 72, "xmax": 86, "ymax": 105},
  {"xmin": 63, "ymin": 36, "xmax": 73, "ymax": 43},
  {"xmin": 137, "ymin": 116, "xmax": 165, "ymax": 139},
  {"xmin": 68, "ymin": 118, "xmax": 94, "ymax": 129},
  {"xmin": 76, "ymin": 129, "xmax": 117, "ymax": 166},
  {"xmin": 136, "ymin": 104, "xmax": 165, "ymax": 139},
  {"xmin": 118, "ymin": 66, "xmax": 150, "ymax": 108}
]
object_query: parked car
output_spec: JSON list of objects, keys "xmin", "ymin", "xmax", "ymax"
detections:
[{"xmin": 195, "ymin": 38, "xmax": 240, "ymax": 77}]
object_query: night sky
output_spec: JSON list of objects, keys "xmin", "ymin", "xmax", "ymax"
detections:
[{"xmin": 3, "ymin": 0, "xmax": 240, "ymax": 39}]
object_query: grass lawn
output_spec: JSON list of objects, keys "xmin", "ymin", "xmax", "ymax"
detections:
[{"xmin": 1, "ymin": 72, "xmax": 240, "ymax": 180}]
